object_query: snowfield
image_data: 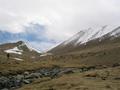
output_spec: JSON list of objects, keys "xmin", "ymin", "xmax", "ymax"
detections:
[
  {"xmin": 14, "ymin": 58, "xmax": 23, "ymax": 61},
  {"xmin": 4, "ymin": 47, "xmax": 23, "ymax": 55}
]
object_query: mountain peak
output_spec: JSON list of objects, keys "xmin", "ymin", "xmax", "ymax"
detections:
[
  {"xmin": 16, "ymin": 41, "xmax": 24, "ymax": 45},
  {"xmin": 1, "ymin": 41, "xmax": 40, "ymax": 55},
  {"xmin": 16, "ymin": 41, "xmax": 38, "ymax": 52}
]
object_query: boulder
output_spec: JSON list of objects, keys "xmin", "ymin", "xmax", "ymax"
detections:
[
  {"xmin": 0, "ymin": 76, "xmax": 9, "ymax": 89},
  {"xmin": 23, "ymin": 79, "xmax": 31, "ymax": 84},
  {"xmin": 25, "ymin": 73, "xmax": 42, "ymax": 79},
  {"xmin": 16, "ymin": 75, "xmax": 24, "ymax": 80}
]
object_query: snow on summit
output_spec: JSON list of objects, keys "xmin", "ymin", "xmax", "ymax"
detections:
[{"xmin": 62, "ymin": 26, "xmax": 118, "ymax": 46}]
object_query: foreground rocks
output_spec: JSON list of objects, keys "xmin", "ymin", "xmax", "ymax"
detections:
[{"xmin": 0, "ymin": 66, "xmax": 97, "ymax": 90}]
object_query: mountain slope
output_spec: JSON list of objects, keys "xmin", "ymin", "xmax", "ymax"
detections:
[
  {"xmin": 49, "ymin": 26, "xmax": 120, "ymax": 55},
  {"xmin": 63, "ymin": 26, "xmax": 108, "ymax": 46}
]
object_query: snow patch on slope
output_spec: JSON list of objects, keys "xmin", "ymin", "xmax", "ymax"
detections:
[
  {"xmin": 40, "ymin": 53, "xmax": 52, "ymax": 57},
  {"xmin": 4, "ymin": 47, "xmax": 23, "ymax": 55},
  {"xmin": 14, "ymin": 58, "xmax": 23, "ymax": 61},
  {"xmin": 110, "ymin": 26, "xmax": 120, "ymax": 37}
]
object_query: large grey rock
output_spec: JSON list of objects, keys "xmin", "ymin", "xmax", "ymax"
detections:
[
  {"xmin": 8, "ymin": 76, "xmax": 17, "ymax": 87},
  {"xmin": 39, "ymin": 69, "xmax": 50, "ymax": 76},
  {"xmin": 38, "ymin": 68, "xmax": 61, "ymax": 77},
  {"xmin": 6, "ymin": 76, "xmax": 23, "ymax": 88},
  {"xmin": 23, "ymin": 79, "xmax": 31, "ymax": 84},
  {"xmin": 25, "ymin": 73, "xmax": 42, "ymax": 79},
  {"xmin": 0, "ymin": 76, "xmax": 9, "ymax": 89},
  {"xmin": 59, "ymin": 68, "xmax": 74, "ymax": 75},
  {"xmin": 16, "ymin": 75, "xmax": 24, "ymax": 80}
]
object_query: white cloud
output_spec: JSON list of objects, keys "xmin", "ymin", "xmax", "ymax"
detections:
[
  {"xmin": 29, "ymin": 41, "xmax": 56, "ymax": 52},
  {"xmin": 0, "ymin": 8, "xmax": 29, "ymax": 33},
  {"xmin": 0, "ymin": 0, "xmax": 120, "ymax": 50}
]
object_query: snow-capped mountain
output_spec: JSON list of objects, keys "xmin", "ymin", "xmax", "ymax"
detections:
[
  {"xmin": 0, "ymin": 23, "xmax": 46, "ymax": 52},
  {"xmin": 49, "ymin": 26, "xmax": 120, "ymax": 54},
  {"xmin": 63, "ymin": 26, "xmax": 113, "ymax": 46},
  {"xmin": 0, "ymin": 41, "xmax": 37, "ymax": 53},
  {"xmin": 0, "ymin": 41, "xmax": 40, "ymax": 60},
  {"xmin": 3, "ymin": 41, "xmax": 40, "ymax": 55}
]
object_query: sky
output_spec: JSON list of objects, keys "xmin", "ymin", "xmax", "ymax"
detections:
[{"xmin": 0, "ymin": 0, "xmax": 120, "ymax": 51}]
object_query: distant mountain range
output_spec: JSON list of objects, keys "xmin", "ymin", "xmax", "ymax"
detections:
[{"xmin": 0, "ymin": 26, "xmax": 120, "ymax": 66}]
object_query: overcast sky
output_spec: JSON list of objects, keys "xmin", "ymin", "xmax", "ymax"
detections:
[{"xmin": 0, "ymin": 0, "xmax": 120, "ymax": 51}]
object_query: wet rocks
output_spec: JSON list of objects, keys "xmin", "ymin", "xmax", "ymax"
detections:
[
  {"xmin": 23, "ymin": 79, "xmax": 31, "ymax": 84},
  {"xmin": 59, "ymin": 68, "xmax": 74, "ymax": 75},
  {"xmin": 16, "ymin": 75, "xmax": 24, "ymax": 81},
  {"xmin": 0, "ymin": 68, "xmax": 62, "ymax": 90},
  {"xmin": 0, "ymin": 66, "xmax": 96, "ymax": 90},
  {"xmin": 0, "ymin": 77, "xmax": 9, "ymax": 89},
  {"xmin": 0, "ymin": 75, "xmax": 24, "ymax": 89},
  {"xmin": 24, "ymin": 72, "xmax": 42, "ymax": 79},
  {"xmin": 38, "ymin": 68, "xmax": 61, "ymax": 78}
]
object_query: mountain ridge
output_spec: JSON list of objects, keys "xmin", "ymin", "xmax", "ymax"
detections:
[{"xmin": 48, "ymin": 26, "xmax": 120, "ymax": 54}]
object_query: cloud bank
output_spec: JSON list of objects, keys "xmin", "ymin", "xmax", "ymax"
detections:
[{"xmin": 0, "ymin": 0, "xmax": 120, "ymax": 51}]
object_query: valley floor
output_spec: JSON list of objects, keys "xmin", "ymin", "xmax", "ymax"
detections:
[{"xmin": 0, "ymin": 41, "xmax": 120, "ymax": 90}]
